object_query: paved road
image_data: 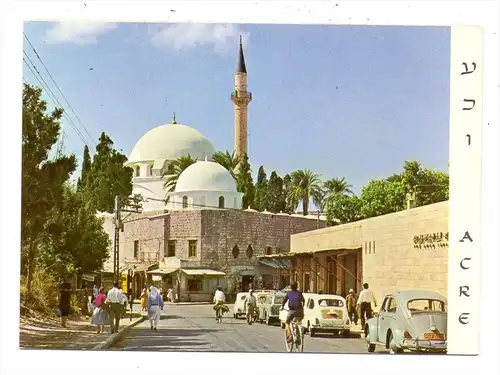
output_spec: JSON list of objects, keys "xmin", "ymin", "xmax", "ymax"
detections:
[{"xmin": 112, "ymin": 304, "xmax": 371, "ymax": 353}]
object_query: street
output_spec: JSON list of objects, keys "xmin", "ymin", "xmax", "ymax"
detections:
[{"xmin": 112, "ymin": 303, "xmax": 371, "ymax": 353}]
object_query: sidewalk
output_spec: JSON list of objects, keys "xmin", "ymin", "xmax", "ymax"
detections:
[{"xmin": 20, "ymin": 305, "xmax": 144, "ymax": 350}]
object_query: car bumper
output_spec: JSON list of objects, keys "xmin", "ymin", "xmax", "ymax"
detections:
[
  {"xmin": 312, "ymin": 320, "xmax": 351, "ymax": 330},
  {"xmin": 403, "ymin": 339, "xmax": 447, "ymax": 352}
]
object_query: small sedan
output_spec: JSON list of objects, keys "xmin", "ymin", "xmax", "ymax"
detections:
[
  {"xmin": 366, "ymin": 290, "xmax": 447, "ymax": 354},
  {"xmin": 258, "ymin": 292, "xmax": 285, "ymax": 325},
  {"xmin": 301, "ymin": 294, "xmax": 351, "ymax": 337}
]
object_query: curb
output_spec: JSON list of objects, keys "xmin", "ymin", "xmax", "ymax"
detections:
[{"xmin": 92, "ymin": 316, "xmax": 146, "ymax": 350}]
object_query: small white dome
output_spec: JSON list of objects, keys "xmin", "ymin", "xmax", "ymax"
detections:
[
  {"xmin": 175, "ymin": 161, "xmax": 237, "ymax": 192},
  {"xmin": 127, "ymin": 123, "xmax": 215, "ymax": 164}
]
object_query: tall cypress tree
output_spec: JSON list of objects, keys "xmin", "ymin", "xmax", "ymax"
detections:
[
  {"xmin": 268, "ymin": 171, "xmax": 285, "ymax": 213},
  {"xmin": 254, "ymin": 166, "xmax": 269, "ymax": 211},
  {"xmin": 77, "ymin": 144, "xmax": 91, "ymax": 190},
  {"xmin": 283, "ymin": 173, "xmax": 297, "ymax": 214},
  {"xmin": 236, "ymin": 154, "xmax": 255, "ymax": 210}
]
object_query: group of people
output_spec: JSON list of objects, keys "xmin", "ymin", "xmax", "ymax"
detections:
[
  {"xmin": 140, "ymin": 286, "xmax": 175, "ymax": 312},
  {"xmin": 346, "ymin": 283, "xmax": 378, "ymax": 328},
  {"xmin": 89, "ymin": 281, "xmax": 128, "ymax": 333}
]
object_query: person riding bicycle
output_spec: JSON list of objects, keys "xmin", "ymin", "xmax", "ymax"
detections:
[
  {"xmin": 213, "ymin": 286, "xmax": 226, "ymax": 320},
  {"xmin": 244, "ymin": 289, "xmax": 257, "ymax": 324},
  {"xmin": 281, "ymin": 282, "xmax": 305, "ymax": 343}
]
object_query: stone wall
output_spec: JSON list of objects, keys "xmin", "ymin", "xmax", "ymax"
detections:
[
  {"xmin": 167, "ymin": 210, "xmax": 203, "ymax": 268},
  {"xmin": 199, "ymin": 210, "xmax": 325, "ymax": 275}
]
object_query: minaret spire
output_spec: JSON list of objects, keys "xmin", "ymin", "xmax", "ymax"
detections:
[
  {"xmin": 231, "ymin": 35, "xmax": 252, "ymax": 161},
  {"xmin": 172, "ymin": 112, "xmax": 177, "ymax": 124}
]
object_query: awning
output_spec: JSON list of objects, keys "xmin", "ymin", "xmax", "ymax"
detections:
[
  {"xmin": 258, "ymin": 259, "xmax": 292, "ymax": 269},
  {"xmin": 182, "ymin": 269, "xmax": 226, "ymax": 277},
  {"xmin": 147, "ymin": 268, "xmax": 179, "ymax": 275},
  {"xmin": 82, "ymin": 274, "xmax": 95, "ymax": 282}
]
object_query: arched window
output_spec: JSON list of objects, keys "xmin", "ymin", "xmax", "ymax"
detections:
[
  {"xmin": 232, "ymin": 245, "xmax": 240, "ymax": 258},
  {"xmin": 182, "ymin": 196, "xmax": 188, "ymax": 209},
  {"xmin": 135, "ymin": 166, "xmax": 140, "ymax": 177},
  {"xmin": 246, "ymin": 245, "xmax": 253, "ymax": 258},
  {"xmin": 218, "ymin": 196, "xmax": 225, "ymax": 209}
]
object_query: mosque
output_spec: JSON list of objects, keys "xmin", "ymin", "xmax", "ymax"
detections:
[{"xmin": 98, "ymin": 38, "xmax": 325, "ymax": 301}]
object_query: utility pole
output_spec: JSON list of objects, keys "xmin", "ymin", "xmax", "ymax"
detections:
[{"xmin": 113, "ymin": 194, "xmax": 143, "ymax": 284}]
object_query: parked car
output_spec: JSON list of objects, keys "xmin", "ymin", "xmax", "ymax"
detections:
[
  {"xmin": 233, "ymin": 292, "xmax": 248, "ymax": 319},
  {"xmin": 365, "ymin": 290, "xmax": 448, "ymax": 354},
  {"xmin": 258, "ymin": 291, "xmax": 285, "ymax": 325},
  {"xmin": 278, "ymin": 293, "xmax": 317, "ymax": 328},
  {"xmin": 300, "ymin": 294, "xmax": 351, "ymax": 337}
]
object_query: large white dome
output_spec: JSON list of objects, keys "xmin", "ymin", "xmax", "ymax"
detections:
[
  {"xmin": 175, "ymin": 161, "xmax": 237, "ymax": 193},
  {"xmin": 127, "ymin": 123, "xmax": 216, "ymax": 164}
]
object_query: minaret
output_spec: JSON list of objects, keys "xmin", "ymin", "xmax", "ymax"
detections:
[{"xmin": 231, "ymin": 35, "xmax": 252, "ymax": 160}]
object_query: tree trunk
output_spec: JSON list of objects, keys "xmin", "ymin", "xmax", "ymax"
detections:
[
  {"xmin": 302, "ymin": 195, "xmax": 309, "ymax": 216},
  {"xmin": 26, "ymin": 242, "xmax": 37, "ymax": 298}
]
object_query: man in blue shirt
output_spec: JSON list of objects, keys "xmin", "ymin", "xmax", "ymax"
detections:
[{"xmin": 281, "ymin": 282, "xmax": 305, "ymax": 342}]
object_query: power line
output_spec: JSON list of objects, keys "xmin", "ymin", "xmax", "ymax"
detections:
[
  {"xmin": 23, "ymin": 32, "xmax": 96, "ymax": 147},
  {"xmin": 23, "ymin": 56, "xmax": 91, "ymax": 147}
]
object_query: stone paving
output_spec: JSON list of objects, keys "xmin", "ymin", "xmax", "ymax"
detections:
[{"xmin": 112, "ymin": 303, "xmax": 372, "ymax": 354}]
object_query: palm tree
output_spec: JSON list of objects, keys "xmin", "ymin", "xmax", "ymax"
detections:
[
  {"xmin": 162, "ymin": 155, "xmax": 198, "ymax": 191},
  {"xmin": 212, "ymin": 150, "xmax": 241, "ymax": 180},
  {"xmin": 320, "ymin": 177, "xmax": 354, "ymax": 210},
  {"xmin": 288, "ymin": 169, "xmax": 323, "ymax": 216}
]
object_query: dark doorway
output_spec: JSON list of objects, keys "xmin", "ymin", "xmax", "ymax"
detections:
[{"xmin": 242, "ymin": 276, "xmax": 254, "ymax": 291}]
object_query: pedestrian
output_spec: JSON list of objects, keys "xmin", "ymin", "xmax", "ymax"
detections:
[
  {"xmin": 91, "ymin": 287, "xmax": 108, "ymax": 333},
  {"xmin": 106, "ymin": 281, "xmax": 127, "ymax": 333},
  {"xmin": 140, "ymin": 287, "xmax": 148, "ymax": 311},
  {"xmin": 346, "ymin": 289, "xmax": 358, "ymax": 325},
  {"xmin": 147, "ymin": 286, "xmax": 164, "ymax": 331},
  {"xmin": 243, "ymin": 289, "xmax": 257, "ymax": 324},
  {"xmin": 167, "ymin": 287, "xmax": 174, "ymax": 303},
  {"xmin": 357, "ymin": 283, "xmax": 377, "ymax": 329},
  {"xmin": 58, "ymin": 278, "xmax": 72, "ymax": 328}
]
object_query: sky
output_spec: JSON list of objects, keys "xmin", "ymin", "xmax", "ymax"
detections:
[{"xmin": 23, "ymin": 22, "xmax": 450, "ymax": 196}]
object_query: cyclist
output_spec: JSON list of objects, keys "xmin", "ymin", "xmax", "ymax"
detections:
[
  {"xmin": 244, "ymin": 289, "xmax": 258, "ymax": 324},
  {"xmin": 281, "ymin": 282, "xmax": 305, "ymax": 343},
  {"xmin": 213, "ymin": 286, "xmax": 226, "ymax": 320}
]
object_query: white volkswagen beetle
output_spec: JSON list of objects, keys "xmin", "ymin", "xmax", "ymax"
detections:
[
  {"xmin": 301, "ymin": 294, "xmax": 351, "ymax": 337},
  {"xmin": 365, "ymin": 290, "xmax": 448, "ymax": 354}
]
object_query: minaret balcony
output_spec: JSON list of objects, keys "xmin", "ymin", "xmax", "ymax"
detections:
[{"xmin": 231, "ymin": 91, "xmax": 252, "ymax": 101}]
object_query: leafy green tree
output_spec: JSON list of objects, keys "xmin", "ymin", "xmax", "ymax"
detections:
[
  {"xmin": 212, "ymin": 150, "xmax": 241, "ymax": 180},
  {"xmin": 21, "ymin": 83, "xmax": 77, "ymax": 296},
  {"xmin": 84, "ymin": 132, "xmax": 133, "ymax": 213},
  {"xmin": 283, "ymin": 173, "xmax": 297, "ymax": 214},
  {"xmin": 40, "ymin": 185, "xmax": 110, "ymax": 277},
  {"xmin": 236, "ymin": 153, "xmax": 255, "ymax": 209},
  {"xmin": 360, "ymin": 179, "xmax": 406, "ymax": 218},
  {"xmin": 325, "ymin": 194, "xmax": 364, "ymax": 225},
  {"xmin": 289, "ymin": 169, "xmax": 323, "ymax": 216},
  {"xmin": 77, "ymin": 144, "xmax": 91, "ymax": 190},
  {"xmin": 400, "ymin": 161, "xmax": 449, "ymax": 206},
  {"xmin": 267, "ymin": 171, "xmax": 286, "ymax": 213},
  {"xmin": 162, "ymin": 155, "xmax": 198, "ymax": 192},
  {"xmin": 254, "ymin": 166, "xmax": 269, "ymax": 211}
]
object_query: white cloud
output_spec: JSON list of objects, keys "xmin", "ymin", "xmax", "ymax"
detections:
[
  {"xmin": 44, "ymin": 21, "xmax": 117, "ymax": 45},
  {"xmin": 150, "ymin": 23, "xmax": 250, "ymax": 54}
]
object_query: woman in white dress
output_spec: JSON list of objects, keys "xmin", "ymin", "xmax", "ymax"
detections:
[{"xmin": 147, "ymin": 286, "xmax": 164, "ymax": 331}]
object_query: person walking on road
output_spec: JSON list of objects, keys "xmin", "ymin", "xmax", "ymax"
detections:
[
  {"xmin": 58, "ymin": 278, "xmax": 72, "ymax": 328},
  {"xmin": 91, "ymin": 287, "xmax": 108, "ymax": 333},
  {"xmin": 243, "ymin": 289, "xmax": 257, "ymax": 325},
  {"xmin": 357, "ymin": 283, "xmax": 377, "ymax": 329},
  {"xmin": 167, "ymin": 287, "xmax": 175, "ymax": 303},
  {"xmin": 346, "ymin": 289, "xmax": 358, "ymax": 325},
  {"xmin": 147, "ymin": 286, "xmax": 164, "ymax": 331},
  {"xmin": 107, "ymin": 281, "xmax": 127, "ymax": 333},
  {"xmin": 140, "ymin": 288, "xmax": 148, "ymax": 311}
]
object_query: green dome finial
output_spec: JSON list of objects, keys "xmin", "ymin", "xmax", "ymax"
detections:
[{"xmin": 172, "ymin": 112, "xmax": 177, "ymax": 124}]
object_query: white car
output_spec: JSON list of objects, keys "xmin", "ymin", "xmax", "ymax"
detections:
[
  {"xmin": 302, "ymin": 294, "xmax": 351, "ymax": 337},
  {"xmin": 232, "ymin": 292, "xmax": 249, "ymax": 319},
  {"xmin": 278, "ymin": 293, "xmax": 317, "ymax": 328}
]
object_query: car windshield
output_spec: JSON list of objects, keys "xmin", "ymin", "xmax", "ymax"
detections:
[
  {"xmin": 317, "ymin": 299, "xmax": 343, "ymax": 307},
  {"xmin": 407, "ymin": 299, "xmax": 447, "ymax": 315},
  {"xmin": 274, "ymin": 296, "xmax": 285, "ymax": 305}
]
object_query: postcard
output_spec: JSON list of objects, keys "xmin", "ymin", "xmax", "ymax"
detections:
[{"xmin": 0, "ymin": 1, "xmax": 498, "ymax": 375}]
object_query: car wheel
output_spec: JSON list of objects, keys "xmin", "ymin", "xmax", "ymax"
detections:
[
  {"xmin": 367, "ymin": 331, "xmax": 376, "ymax": 353},
  {"xmin": 343, "ymin": 330, "xmax": 350, "ymax": 338},
  {"xmin": 310, "ymin": 327, "xmax": 316, "ymax": 337},
  {"xmin": 305, "ymin": 321, "xmax": 310, "ymax": 335},
  {"xmin": 389, "ymin": 332, "xmax": 403, "ymax": 354}
]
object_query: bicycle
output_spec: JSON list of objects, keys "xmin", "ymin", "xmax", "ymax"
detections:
[
  {"xmin": 285, "ymin": 317, "xmax": 304, "ymax": 352},
  {"xmin": 213, "ymin": 302, "xmax": 228, "ymax": 324},
  {"xmin": 215, "ymin": 308, "xmax": 222, "ymax": 324}
]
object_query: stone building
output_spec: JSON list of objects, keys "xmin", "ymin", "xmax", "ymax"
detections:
[{"xmin": 258, "ymin": 201, "xmax": 449, "ymax": 303}]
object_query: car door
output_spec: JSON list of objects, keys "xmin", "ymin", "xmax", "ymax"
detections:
[
  {"xmin": 377, "ymin": 296, "xmax": 391, "ymax": 342},
  {"xmin": 303, "ymin": 298, "xmax": 312, "ymax": 327}
]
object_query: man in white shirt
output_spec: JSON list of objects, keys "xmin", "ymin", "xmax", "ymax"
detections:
[
  {"xmin": 244, "ymin": 290, "xmax": 258, "ymax": 325},
  {"xmin": 357, "ymin": 283, "xmax": 377, "ymax": 329},
  {"xmin": 213, "ymin": 287, "xmax": 226, "ymax": 321},
  {"xmin": 107, "ymin": 281, "xmax": 127, "ymax": 333}
]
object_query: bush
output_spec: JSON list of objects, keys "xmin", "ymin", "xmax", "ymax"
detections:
[{"xmin": 20, "ymin": 267, "xmax": 59, "ymax": 314}]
